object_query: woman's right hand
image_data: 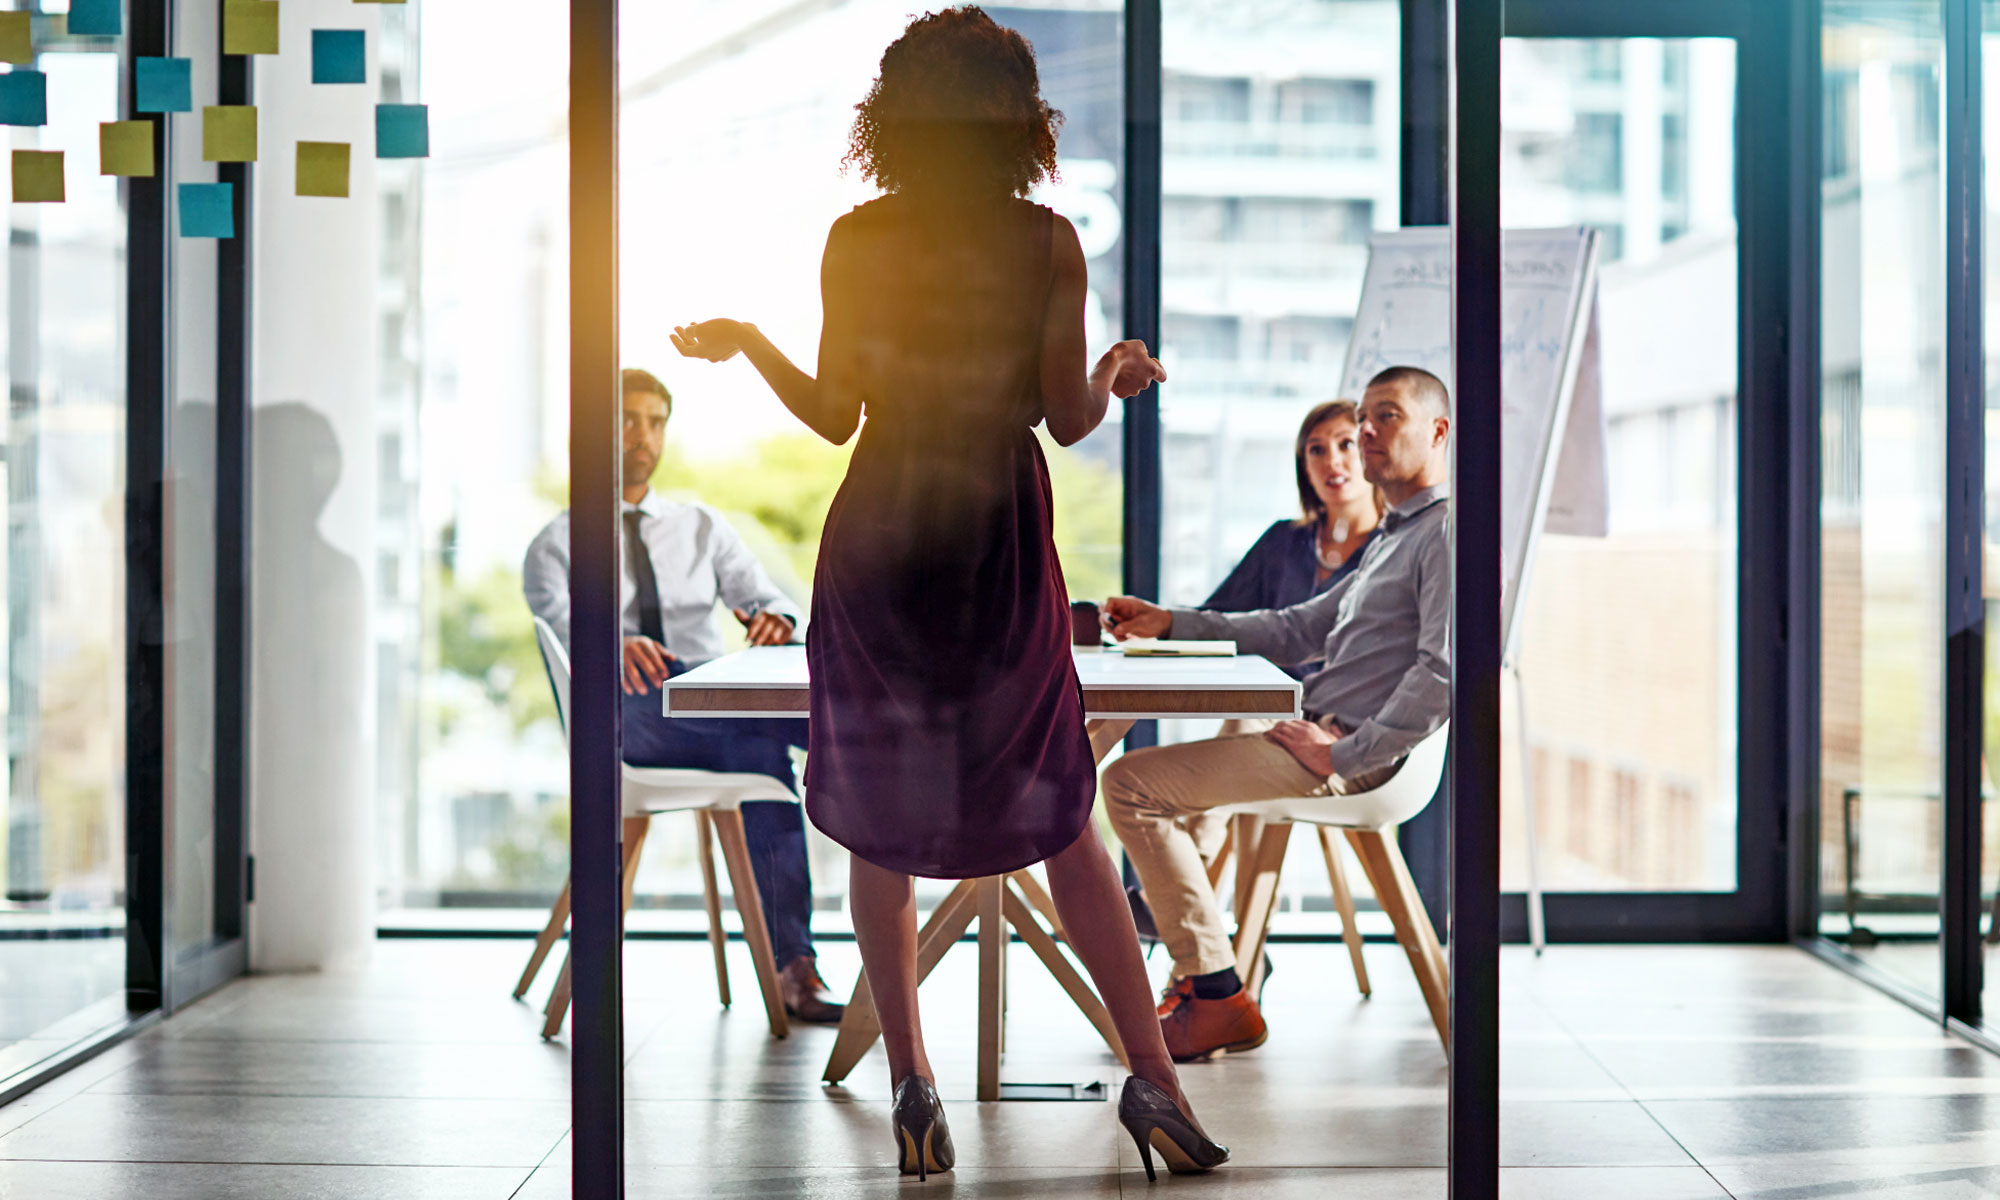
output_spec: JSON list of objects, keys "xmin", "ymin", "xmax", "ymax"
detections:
[
  {"xmin": 672, "ymin": 320, "xmax": 750, "ymax": 363},
  {"xmin": 1102, "ymin": 595, "xmax": 1173, "ymax": 641},
  {"xmin": 1095, "ymin": 340, "xmax": 1168, "ymax": 400}
]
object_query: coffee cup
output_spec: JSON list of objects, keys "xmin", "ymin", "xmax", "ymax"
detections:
[{"xmin": 1069, "ymin": 600, "xmax": 1102, "ymax": 649}]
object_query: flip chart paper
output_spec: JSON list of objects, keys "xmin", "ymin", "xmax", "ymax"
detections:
[
  {"xmin": 136, "ymin": 57, "xmax": 190, "ymax": 113},
  {"xmin": 178, "ymin": 182, "xmax": 233, "ymax": 238},
  {"xmin": 375, "ymin": 103, "xmax": 426, "ymax": 158},
  {"xmin": 203, "ymin": 105, "xmax": 257, "ymax": 162},
  {"xmin": 311, "ymin": 29, "xmax": 364, "ymax": 83},
  {"xmin": 295, "ymin": 141, "xmax": 348, "ymax": 197},
  {"xmin": 0, "ymin": 70, "xmax": 46, "ymax": 126},
  {"xmin": 11, "ymin": 150, "xmax": 60, "ymax": 202},
  {"xmin": 100, "ymin": 121, "xmax": 154, "ymax": 177},
  {"xmin": 66, "ymin": 0, "xmax": 120, "ymax": 36},
  {"xmin": 0, "ymin": 14, "xmax": 32, "ymax": 65},
  {"xmin": 223, "ymin": 0, "xmax": 278, "ymax": 55}
]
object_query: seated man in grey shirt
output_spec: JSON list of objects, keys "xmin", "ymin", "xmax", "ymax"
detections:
[
  {"xmin": 1099, "ymin": 365, "xmax": 1451, "ymax": 1062},
  {"xmin": 523, "ymin": 368, "xmax": 842, "ymax": 1023}
]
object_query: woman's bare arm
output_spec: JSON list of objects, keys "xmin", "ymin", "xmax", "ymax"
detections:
[
  {"xmin": 671, "ymin": 223, "xmax": 866, "ymax": 445},
  {"xmin": 1039, "ymin": 214, "xmax": 1166, "ymax": 447}
]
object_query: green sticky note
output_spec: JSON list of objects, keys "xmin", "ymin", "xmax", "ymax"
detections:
[
  {"xmin": 223, "ymin": 0, "xmax": 278, "ymax": 55},
  {"xmin": 101, "ymin": 121, "xmax": 154, "ymax": 177},
  {"xmin": 12, "ymin": 150, "xmax": 61, "ymax": 202},
  {"xmin": 203, "ymin": 105, "xmax": 257, "ymax": 162},
  {"xmin": 0, "ymin": 13, "xmax": 31, "ymax": 65},
  {"xmin": 295, "ymin": 140, "xmax": 348, "ymax": 197}
]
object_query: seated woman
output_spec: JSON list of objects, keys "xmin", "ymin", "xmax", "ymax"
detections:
[{"xmin": 1126, "ymin": 398, "xmax": 1383, "ymax": 943}]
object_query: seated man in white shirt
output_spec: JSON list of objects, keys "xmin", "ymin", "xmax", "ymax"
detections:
[{"xmin": 522, "ymin": 368, "xmax": 841, "ymax": 1023}]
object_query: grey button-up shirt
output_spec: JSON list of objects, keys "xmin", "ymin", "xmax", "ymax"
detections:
[
  {"xmin": 1168, "ymin": 484, "xmax": 1451, "ymax": 778},
  {"xmin": 522, "ymin": 491, "xmax": 801, "ymax": 665}
]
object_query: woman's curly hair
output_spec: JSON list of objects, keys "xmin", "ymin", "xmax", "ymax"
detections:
[{"xmin": 845, "ymin": 7, "xmax": 1063, "ymax": 198}]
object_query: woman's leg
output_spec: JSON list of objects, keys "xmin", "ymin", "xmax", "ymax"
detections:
[
  {"xmin": 848, "ymin": 853, "xmax": 933, "ymax": 1085},
  {"xmin": 1042, "ymin": 823, "xmax": 1186, "ymax": 1109}
]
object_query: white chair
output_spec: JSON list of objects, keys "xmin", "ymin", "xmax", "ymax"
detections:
[
  {"xmin": 514, "ymin": 617, "xmax": 793, "ymax": 1040},
  {"xmin": 1218, "ymin": 724, "xmax": 1452, "ymax": 1049}
]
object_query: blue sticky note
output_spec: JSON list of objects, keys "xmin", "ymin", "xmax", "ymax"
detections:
[
  {"xmin": 67, "ymin": 0, "xmax": 122, "ymax": 36},
  {"xmin": 178, "ymin": 182, "xmax": 234, "ymax": 238},
  {"xmin": 0, "ymin": 70, "xmax": 45, "ymax": 126},
  {"xmin": 312, "ymin": 30, "xmax": 365, "ymax": 84},
  {"xmin": 375, "ymin": 103, "xmax": 427, "ymax": 158},
  {"xmin": 136, "ymin": 57, "xmax": 191, "ymax": 114}
]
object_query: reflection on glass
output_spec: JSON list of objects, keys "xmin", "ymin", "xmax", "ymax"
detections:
[
  {"xmin": 377, "ymin": 3, "xmax": 1122, "ymax": 914},
  {"xmin": 1499, "ymin": 38, "xmax": 1741, "ymax": 894},
  {"xmin": 1980, "ymin": 0, "xmax": 2000, "ymax": 1020},
  {"xmin": 1819, "ymin": 1, "xmax": 1945, "ymax": 999},
  {"xmin": 0, "ymin": 40, "xmax": 128, "ymax": 1061}
]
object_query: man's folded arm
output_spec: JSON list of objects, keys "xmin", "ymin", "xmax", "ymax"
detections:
[
  {"xmin": 1324, "ymin": 530, "xmax": 1451, "ymax": 779},
  {"xmin": 1166, "ymin": 577, "xmax": 1351, "ymax": 667},
  {"xmin": 521, "ymin": 521, "xmax": 573, "ymax": 652}
]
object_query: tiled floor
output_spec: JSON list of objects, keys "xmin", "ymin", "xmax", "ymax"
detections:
[{"xmin": 0, "ymin": 936, "xmax": 1995, "ymax": 1198}]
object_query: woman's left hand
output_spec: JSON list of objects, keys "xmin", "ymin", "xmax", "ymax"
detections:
[
  {"xmin": 1265, "ymin": 719, "xmax": 1340, "ymax": 777},
  {"xmin": 672, "ymin": 320, "xmax": 749, "ymax": 362}
]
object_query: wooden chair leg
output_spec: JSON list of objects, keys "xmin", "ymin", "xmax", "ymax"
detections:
[
  {"xmin": 1231, "ymin": 814, "xmax": 1266, "ymax": 922},
  {"xmin": 1318, "ymin": 827, "xmax": 1372, "ymax": 997},
  {"xmin": 1232, "ymin": 823, "xmax": 1293, "ymax": 996},
  {"xmin": 514, "ymin": 877, "xmax": 571, "ymax": 999},
  {"xmin": 1009, "ymin": 868, "xmax": 1065, "ymax": 940},
  {"xmin": 823, "ymin": 879, "xmax": 978, "ymax": 1085},
  {"xmin": 541, "ymin": 817, "xmax": 649, "ymax": 1039},
  {"xmin": 1205, "ymin": 824, "xmax": 1235, "ymax": 892},
  {"xmin": 1346, "ymin": 829, "xmax": 1448, "ymax": 1049},
  {"xmin": 694, "ymin": 811, "xmax": 731, "ymax": 1007},
  {"xmin": 711, "ymin": 808, "xmax": 791, "ymax": 1039}
]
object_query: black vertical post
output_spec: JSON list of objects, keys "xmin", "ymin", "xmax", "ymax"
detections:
[
  {"xmin": 123, "ymin": 0, "xmax": 169, "ymax": 1016},
  {"xmin": 1449, "ymin": 0, "xmax": 1503, "ymax": 1194},
  {"xmin": 1399, "ymin": 0, "xmax": 1453, "ymax": 938},
  {"xmin": 1786, "ymin": 0, "xmax": 1825, "ymax": 944},
  {"xmin": 569, "ymin": 0, "xmax": 623, "ymax": 1195},
  {"xmin": 1942, "ymin": 0, "xmax": 1984, "ymax": 1025},
  {"xmin": 1122, "ymin": 0, "xmax": 1161, "ymax": 604},
  {"xmin": 215, "ymin": 0, "xmax": 253, "ymax": 951}
]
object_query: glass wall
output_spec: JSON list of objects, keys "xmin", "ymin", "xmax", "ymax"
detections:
[
  {"xmin": 1819, "ymin": 0, "xmax": 1946, "ymax": 1000},
  {"xmin": 1498, "ymin": 38, "xmax": 1741, "ymax": 894},
  {"xmin": 376, "ymin": 2, "xmax": 1124, "ymax": 919},
  {"xmin": 0, "ymin": 12, "xmax": 128, "ymax": 1067}
]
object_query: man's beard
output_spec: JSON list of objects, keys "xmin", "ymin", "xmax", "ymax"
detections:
[{"xmin": 622, "ymin": 453, "xmax": 654, "ymax": 488}]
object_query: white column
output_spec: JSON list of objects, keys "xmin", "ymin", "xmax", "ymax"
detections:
[{"xmin": 246, "ymin": 0, "xmax": 385, "ymax": 972}]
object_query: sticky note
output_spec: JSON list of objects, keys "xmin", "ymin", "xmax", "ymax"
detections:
[
  {"xmin": 12, "ymin": 150, "xmax": 60, "ymax": 202},
  {"xmin": 203, "ymin": 105, "xmax": 257, "ymax": 162},
  {"xmin": 295, "ymin": 141, "xmax": 348, "ymax": 197},
  {"xmin": 100, "ymin": 121, "xmax": 154, "ymax": 177},
  {"xmin": 136, "ymin": 57, "xmax": 190, "ymax": 113},
  {"xmin": 223, "ymin": 0, "xmax": 278, "ymax": 55},
  {"xmin": 375, "ymin": 103, "xmax": 427, "ymax": 158},
  {"xmin": 0, "ymin": 14, "xmax": 31, "ymax": 65},
  {"xmin": 67, "ymin": 0, "xmax": 120, "ymax": 36},
  {"xmin": 0, "ymin": 70, "xmax": 46, "ymax": 126},
  {"xmin": 311, "ymin": 29, "xmax": 364, "ymax": 84},
  {"xmin": 178, "ymin": 182, "xmax": 233, "ymax": 238}
]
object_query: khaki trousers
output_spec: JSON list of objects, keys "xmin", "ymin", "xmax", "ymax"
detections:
[{"xmin": 1104, "ymin": 727, "xmax": 1393, "ymax": 979}]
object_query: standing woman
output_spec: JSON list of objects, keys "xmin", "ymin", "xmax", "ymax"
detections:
[{"xmin": 671, "ymin": 6, "xmax": 1225, "ymax": 1183}]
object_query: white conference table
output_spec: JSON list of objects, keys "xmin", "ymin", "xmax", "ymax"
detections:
[{"xmin": 664, "ymin": 643, "xmax": 1303, "ymax": 1100}]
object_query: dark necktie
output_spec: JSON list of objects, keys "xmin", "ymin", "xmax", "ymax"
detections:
[{"xmin": 622, "ymin": 509, "xmax": 667, "ymax": 645}]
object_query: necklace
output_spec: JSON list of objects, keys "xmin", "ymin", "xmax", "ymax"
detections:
[{"xmin": 1315, "ymin": 517, "xmax": 1351, "ymax": 572}]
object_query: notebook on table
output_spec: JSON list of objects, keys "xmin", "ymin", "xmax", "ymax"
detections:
[{"xmin": 1114, "ymin": 639, "xmax": 1236, "ymax": 658}]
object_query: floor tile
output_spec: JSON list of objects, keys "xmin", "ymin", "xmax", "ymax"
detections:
[
  {"xmin": 1643, "ymin": 1094, "xmax": 2000, "ymax": 1166},
  {"xmin": 0, "ymin": 1092, "xmax": 570, "ymax": 1167},
  {"xmin": 1706, "ymin": 1158, "xmax": 2000, "ymax": 1198},
  {"xmin": 0, "ymin": 1159, "xmax": 529, "ymax": 1200},
  {"xmin": 1496, "ymin": 1166, "xmax": 1731, "ymax": 1199},
  {"xmin": 517, "ymin": 1164, "xmax": 1128, "ymax": 1200},
  {"xmin": 84, "ymin": 1037, "xmax": 572, "ymax": 1101}
]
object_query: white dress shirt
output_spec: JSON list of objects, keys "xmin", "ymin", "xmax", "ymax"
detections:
[{"xmin": 522, "ymin": 491, "xmax": 801, "ymax": 666}]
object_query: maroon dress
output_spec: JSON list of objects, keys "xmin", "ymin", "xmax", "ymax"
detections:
[{"xmin": 802, "ymin": 195, "xmax": 1096, "ymax": 879}]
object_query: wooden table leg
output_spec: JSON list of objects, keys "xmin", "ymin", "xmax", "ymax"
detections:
[
  {"xmin": 976, "ymin": 875, "xmax": 1006, "ymax": 1102},
  {"xmin": 1087, "ymin": 718, "xmax": 1136, "ymax": 765},
  {"xmin": 1003, "ymin": 878, "xmax": 1129, "ymax": 1069}
]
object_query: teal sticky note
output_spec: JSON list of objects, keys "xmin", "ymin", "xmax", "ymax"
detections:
[
  {"xmin": 0, "ymin": 70, "xmax": 46, "ymax": 126},
  {"xmin": 136, "ymin": 57, "xmax": 190, "ymax": 113},
  {"xmin": 312, "ymin": 29, "xmax": 364, "ymax": 84},
  {"xmin": 67, "ymin": 0, "xmax": 121, "ymax": 36},
  {"xmin": 375, "ymin": 103, "xmax": 427, "ymax": 158},
  {"xmin": 178, "ymin": 182, "xmax": 234, "ymax": 238}
]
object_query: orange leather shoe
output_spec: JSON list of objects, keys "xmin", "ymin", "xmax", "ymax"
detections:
[
  {"xmin": 1160, "ymin": 988, "xmax": 1268, "ymax": 1062},
  {"xmin": 1157, "ymin": 977, "xmax": 1192, "ymax": 1017}
]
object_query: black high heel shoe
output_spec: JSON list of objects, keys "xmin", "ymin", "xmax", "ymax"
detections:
[
  {"xmin": 892, "ymin": 1074, "xmax": 955, "ymax": 1181},
  {"xmin": 1119, "ymin": 1076, "xmax": 1228, "ymax": 1180}
]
